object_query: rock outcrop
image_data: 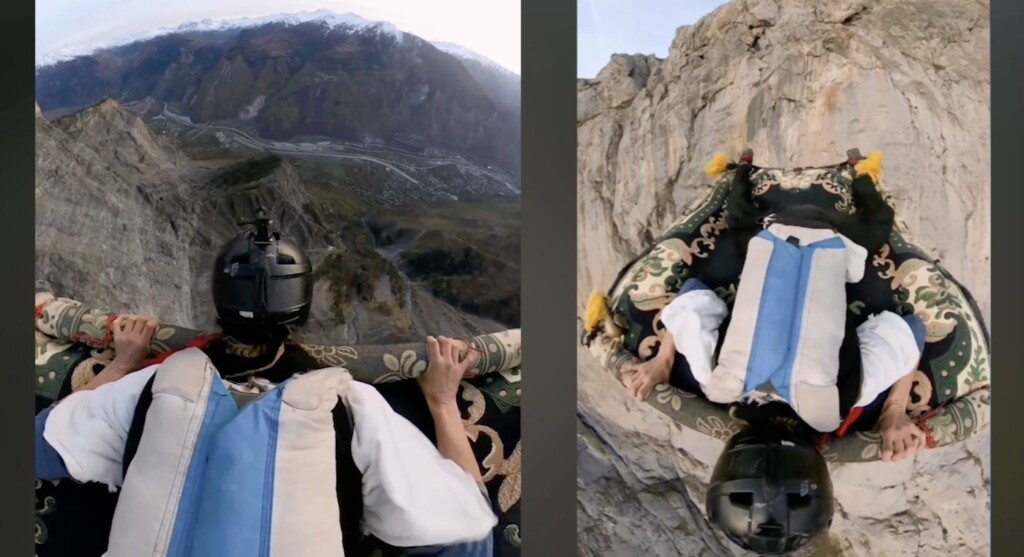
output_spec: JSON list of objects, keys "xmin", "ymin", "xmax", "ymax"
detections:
[
  {"xmin": 36, "ymin": 98, "xmax": 202, "ymax": 327},
  {"xmin": 577, "ymin": 0, "xmax": 990, "ymax": 555},
  {"xmin": 36, "ymin": 99, "xmax": 338, "ymax": 332}
]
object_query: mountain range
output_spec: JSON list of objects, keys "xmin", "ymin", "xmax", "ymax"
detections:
[{"xmin": 35, "ymin": 11, "xmax": 520, "ymax": 175}]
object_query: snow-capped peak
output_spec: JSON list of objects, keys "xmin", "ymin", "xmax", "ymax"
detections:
[
  {"xmin": 432, "ymin": 42, "xmax": 518, "ymax": 77},
  {"xmin": 36, "ymin": 10, "xmax": 403, "ymax": 68}
]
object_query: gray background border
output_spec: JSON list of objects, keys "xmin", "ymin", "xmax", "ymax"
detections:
[
  {"xmin": 0, "ymin": 0, "xmax": 37, "ymax": 555},
  {"xmin": 521, "ymin": 0, "xmax": 578, "ymax": 553},
  {"xmin": 990, "ymin": 0, "xmax": 1022, "ymax": 554}
]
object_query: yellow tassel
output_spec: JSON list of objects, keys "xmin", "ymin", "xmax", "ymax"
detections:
[
  {"xmin": 705, "ymin": 153, "xmax": 731, "ymax": 178},
  {"xmin": 584, "ymin": 291, "xmax": 610, "ymax": 333},
  {"xmin": 855, "ymin": 151, "xmax": 883, "ymax": 184}
]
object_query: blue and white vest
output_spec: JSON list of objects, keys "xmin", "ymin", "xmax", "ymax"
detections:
[
  {"xmin": 94, "ymin": 349, "xmax": 496, "ymax": 557},
  {"xmin": 106, "ymin": 349, "xmax": 347, "ymax": 556},
  {"xmin": 704, "ymin": 223, "xmax": 868, "ymax": 432}
]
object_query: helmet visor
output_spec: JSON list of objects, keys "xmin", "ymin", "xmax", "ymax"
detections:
[
  {"xmin": 713, "ymin": 442, "xmax": 826, "ymax": 484},
  {"xmin": 218, "ymin": 265, "xmax": 311, "ymax": 314},
  {"xmin": 266, "ymin": 274, "xmax": 313, "ymax": 313}
]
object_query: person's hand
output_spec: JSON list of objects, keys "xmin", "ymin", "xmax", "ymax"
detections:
[
  {"xmin": 876, "ymin": 406, "xmax": 925, "ymax": 462},
  {"xmin": 418, "ymin": 336, "xmax": 481, "ymax": 408},
  {"xmin": 107, "ymin": 315, "xmax": 159, "ymax": 376},
  {"xmin": 619, "ymin": 357, "xmax": 671, "ymax": 402}
]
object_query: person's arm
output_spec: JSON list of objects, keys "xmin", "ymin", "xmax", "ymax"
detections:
[
  {"xmin": 620, "ymin": 277, "xmax": 729, "ymax": 400},
  {"xmin": 876, "ymin": 371, "xmax": 925, "ymax": 462},
  {"xmin": 79, "ymin": 362, "xmax": 134, "ymax": 392},
  {"xmin": 36, "ymin": 315, "xmax": 158, "ymax": 482},
  {"xmin": 418, "ymin": 336, "xmax": 484, "ymax": 485},
  {"xmin": 864, "ymin": 313, "xmax": 927, "ymax": 462},
  {"xmin": 619, "ymin": 330, "xmax": 674, "ymax": 401},
  {"xmin": 652, "ymin": 332, "xmax": 676, "ymax": 369},
  {"xmin": 427, "ymin": 400, "xmax": 484, "ymax": 486},
  {"xmin": 349, "ymin": 346, "xmax": 496, "ymax": 548},
  {"xmin": 36, "ymin": 364, "xmax": 158, "ymax": 486},
  {"xmin": 882, "ymin": 371, "xmax": 915, "ymax": 416},
  {"xmin": 78, "ymin": 315, "xmax": 159, "ymax": 392}
]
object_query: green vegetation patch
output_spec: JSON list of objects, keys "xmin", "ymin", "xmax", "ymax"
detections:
[
  {"xmin": 213, "ymin": 155, "xmax": 283, "ymax": 186},
  {"xmin": 390, "ymin": 200, "xmax": 521, "ymax": 326},
  {"xmin": 315, "ymin": 222, "xmax": 406, "ymax": 322}
]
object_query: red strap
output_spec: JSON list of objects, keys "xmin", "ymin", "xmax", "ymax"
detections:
[
  {"xmin": 103, "ymin": 314, "xmax": 118, "ymax": 346},
  {"xmin": 834, "ymin": 406, "xmax": 865, "ymax": 438},
  {"xmin": 142, "ymin": 334, "xmax": 222, "ymax": 367},
  {"xmin": 814, "ymin": 433, "xmax": 829, "ymax": 452},
  {"xmin": 821, "ymin": 404, "xmax": 944, "ymax": 454},
  {"xmin": 914, "ymin": 403, "xmax": 948, "ymax": 449}
]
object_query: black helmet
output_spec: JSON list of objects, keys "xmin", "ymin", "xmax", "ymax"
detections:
[
  {"xmin": 212, "ymin": 207, "xmax": 313, "ymax": 333},
  {"xmin": 705, "ymin": 426, "xmax": 834, "ymax": 555}
]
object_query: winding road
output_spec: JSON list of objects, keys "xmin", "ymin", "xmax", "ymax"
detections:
[
  {"xmin": 160, "ymin": 104, "xmax": 421, "ymax": 184},
  {"xmin": 159, "ymin": 104, "xmax": 520, "ymax": 194}
]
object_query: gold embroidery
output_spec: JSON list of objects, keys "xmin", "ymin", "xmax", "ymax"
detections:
[
  {"xmin": 462, "ymin": 381, "xmax": 487, "ymax": 424},
  {"xmin": 460, "ymin": 382, "xmax": 521, "ymax": 511},
  {"xmin": 907, "ymin": 370, "xmax": 934, "ymax": 419},
  {"xmin": 497, "ymin": 442, "xmax": 522, "ymax": 513},
  {"xmin": 696, "ymin": 415, "xmax": 743, "ymax": 441},
  {"xmin": 35, "ymin": 481, "xmax": 56, "ymax": 546},
  {"xmin": 300, "ymin": 343, "xmax": 359, "ymax": 368},
  {"xmin": 70, "ymin": 359, "xmax": 101, "ymax": 392},
  {"xmin": 224, "ymin": 337, "xmax": 268, "ymax": 358}
]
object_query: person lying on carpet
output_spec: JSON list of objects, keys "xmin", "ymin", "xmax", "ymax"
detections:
[
  {"xmin": 621, "ymin": 277, "xmax": 926, "ymax": 459},
  {"xmin": 620, "ymin": 155, "xmax": 926, "ymax": 463},
  {"xmin": 34, "ymin": 210, "xmax": 495, "ymax": 557}
]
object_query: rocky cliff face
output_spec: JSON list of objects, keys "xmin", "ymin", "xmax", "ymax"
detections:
[
  {"xmin": 36, "ymin": 99, "xmax": 201, "ymax": 327},
  {"xmin": 578, "ymin": 348, "xmax": 990, "ymax": 557},
  {"xmin": 36, "ymin": 98, "xmax": 336, "ymax": 332},
  {"xmin": 577, "ymin": 0, "xmax": 990, "ymax": 555}
]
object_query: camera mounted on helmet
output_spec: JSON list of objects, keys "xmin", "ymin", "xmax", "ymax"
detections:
[
  {"xmin": 237, "ymin": 206, "xmax": 278, "ymax": 245},
  {"xmin": 212, "ymin": 206, "xmax": 313, "ymax": 340}
]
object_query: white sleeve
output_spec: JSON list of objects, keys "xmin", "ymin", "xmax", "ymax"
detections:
[
  {"xmin": 839, "ymin": 234, "xmax": 868, "ymax": 283},
  {"xmin": 42, "ymin": 365, "xmax": 159, "ymax": 490},
  {"xmin": 343, "ymin": 382, "xmax": 497, "ymax": 548},
  {"xmin": 853, "ymin": 312, "xmax": 922, "ymax": 408},
  {"xmin": 660, "ymin": 288, "xmax": 728, "ymax": 388}
]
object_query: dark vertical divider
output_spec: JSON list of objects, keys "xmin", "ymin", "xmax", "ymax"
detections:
[
  {"xmin": 0, "ymin": 0, "xmax": 38, "ymax": 554},
  {"xmin": 521, "ymin": 0, "xmax": 579, "ymax": 553},
  {"xmin": 990, "ymin": 0, "xmax": 1024, "ymax": 554}
]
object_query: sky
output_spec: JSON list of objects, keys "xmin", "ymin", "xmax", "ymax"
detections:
[
  {"xmin": 577, "ymin": 0, "xmax": 729, "ymax": 78},
  {"xmin": 36, "ymin": 0, "xmax": 521, "ymax": 73}
]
